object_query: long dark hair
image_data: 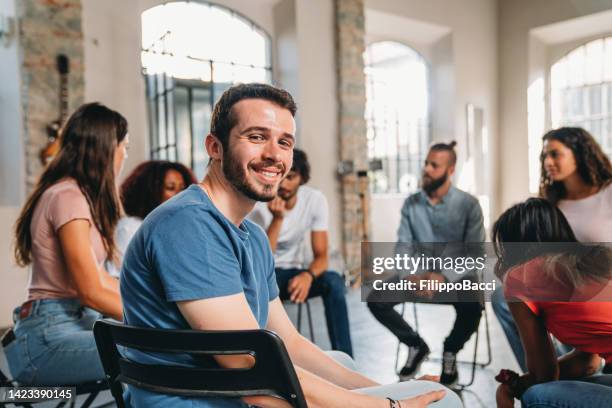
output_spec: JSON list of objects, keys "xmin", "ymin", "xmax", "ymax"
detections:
[
  {"xmin": 120, "ymin": 160, "xmax": 196, "ymax": 219},
  {"xmin": 14, "ymin": 103, "xmax": 128, "ymax": 266},
  {"xmin": 540, "ymin": 127, "xmax": 612, "ymax": 204},
  {"xmin": 492, "ymin": 198, "xmax": 610, "ymax": 286}
]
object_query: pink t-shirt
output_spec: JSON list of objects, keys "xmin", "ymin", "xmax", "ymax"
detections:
[{"xmin": 27, "ymin": 179, "xmax": 107, "ymax": 301}]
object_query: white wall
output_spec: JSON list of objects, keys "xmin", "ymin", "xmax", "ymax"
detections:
[
  {"xmin": 0, "ymin": 207, "xmax": 28, "ymax": 327},
  {"xmin": 0, "ymin": 0, "xmax": 27, "ymax": 327},
  {"xmin": 498, "ymin": 0, "xmax": 612, "ymax": 212},
  {"xmin": 364, "ymin": 0, "xmax": 498, "ymax": 241},
  {"xmin": 293, "ymin": 0, "xmax": 341, "ymax": 250},
  {"xmin": 0, "ymin": 0, "xmax": 24, "ymax": 208}
]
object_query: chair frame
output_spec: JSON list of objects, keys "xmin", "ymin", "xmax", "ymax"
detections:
[
  {"xmin": 394, "ymin": 302, "xmax": 492, "ymax": 389},
  {"xmin": 0, "ymin": 359, "xmax": 108, "ymax": 408},
  {"xmin": 296, "ymin": 300, "xmax": 315, "ymax": 342},
  {"xmin": 93, "ymin": 319, "xmax": 307, "ymax": 408}
]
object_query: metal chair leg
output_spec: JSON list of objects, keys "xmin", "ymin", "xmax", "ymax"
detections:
[
  {"xmin": 394, "ymin": 303, "xmax": 406, "ymax": 373},
  {"xmin": 296, "ymin": 301, "xmax": 315, "ymax": 342},
  {"xmin": 457, "ymin": 305, "xmax": 493, "ymax": 389},
  {"xmin": 395, "ymin": 303, "xmax": 493, "ymax": 387},
  {"xmin": 305, "ymin": 301, "xmax": 315, "ymax": 342},
  {"xmin": 297, "ymin": 302, "xmax": 302, "ymax": 332}
]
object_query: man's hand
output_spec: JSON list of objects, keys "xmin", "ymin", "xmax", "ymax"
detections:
[
  {"xmin": 268, "ymin": 197, "xmax": 287, "ymax": 219},
  {"xmin": 288, "ymin": 272, "xmax": 314, "ymax": 303},
  {"xmin": 399, "ymin": 389, "xmax": 446, "ymax": 408}
]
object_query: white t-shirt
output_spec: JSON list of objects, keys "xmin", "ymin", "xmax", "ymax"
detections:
[
  {"xmin": 248, "ymin": 185, "xmax": 329, "ymax": 269},
  {"xmin": 106, "ymin": 216, "xmax": 143, "ymax": 278},
  {"xmin": 558, "ymin": 183, "xmax": 612, "ymax": 243}
]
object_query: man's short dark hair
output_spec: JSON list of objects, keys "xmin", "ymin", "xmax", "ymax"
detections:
[
  {"xmin": 210, "ymin": 83, "xmax": 297, "ymax": 150},
  {"xmin": 429, "ymin": 140, "xmax": 457, "ymax": 166},
  {"xmin": 291, "ymin": 148, "xmax": 310, "ymax": 184}
]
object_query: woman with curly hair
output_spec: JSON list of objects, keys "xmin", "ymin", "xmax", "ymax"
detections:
[
  {"xmin": 106, "ymin": 160, "xmax": 196, "ymax": 277},
  {"xmin": 539, "ymin": 127, "xmax": 612, "ymax": 242}
]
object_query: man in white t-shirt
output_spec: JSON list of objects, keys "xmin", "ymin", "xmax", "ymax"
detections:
[{"xmin": 249, "ymin": 149, "xmax": 353, "ymax": 356}]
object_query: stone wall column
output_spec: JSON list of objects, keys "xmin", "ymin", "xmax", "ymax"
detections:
[
  {"xmin": 334, "ymin": 0, "xmax": 369, "ymax": 281},
  {"xmin": 18, "ymin": 0, "xmax": 85, "ymax": 190}
]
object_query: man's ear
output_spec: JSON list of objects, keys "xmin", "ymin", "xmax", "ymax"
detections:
[{"xmin": 205, "ymin": 133, "xmax": 223, "ymax": 161}]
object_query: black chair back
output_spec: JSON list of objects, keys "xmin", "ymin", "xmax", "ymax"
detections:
[{"xmin": 93, "ymin": 320, "xmax": 307, "ymax": 408}]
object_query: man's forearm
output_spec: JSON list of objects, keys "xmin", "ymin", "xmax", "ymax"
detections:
[
  {"xmin": 307, "ymin": 255, "xmax": 328, "ymax": 278},
  {"xmin": 294, "ymin": 365, "xmax": 386, "ymax": 408},
  {"xmin": 287, "ymin": 334, "xmax": 378, "ymax": 390}
]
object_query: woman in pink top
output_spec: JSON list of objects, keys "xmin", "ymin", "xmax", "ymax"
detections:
[{"xmin": 4, "ymin": 103, "xmax": 128, "ymax": 386}]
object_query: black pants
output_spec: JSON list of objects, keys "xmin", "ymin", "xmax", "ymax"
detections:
[{"xmin": 367, "ymin": 284, "xmax": 482, "ymax": 353}]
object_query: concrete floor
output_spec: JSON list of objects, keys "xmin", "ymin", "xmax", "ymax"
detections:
[{"xmin": 285, "ymin": 287, "xmax": 522, "ymax": 407}]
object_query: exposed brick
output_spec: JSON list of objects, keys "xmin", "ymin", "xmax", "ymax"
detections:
[
  {"xmin": 17, "ymin": 0, "xmax": 84, "ymax": 190},
  {"xmin": 334, "ymin": 0, "xmax": 369, "ymax": 282}
]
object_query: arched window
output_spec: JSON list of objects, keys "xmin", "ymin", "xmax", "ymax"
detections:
[
  {"xmin": 142, "ymin": 1, "xmax": 272, "ymax": 179},
  {"xmin": 364, "ymin": 41, "xmax": 430, "ymax": 194},
  {"xmin": 550, "ymin": 37, "xmax": 612, "ymax": 157}
]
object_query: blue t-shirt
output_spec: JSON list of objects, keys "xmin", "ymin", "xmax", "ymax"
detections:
[{"xmin": 120, "ymin": 184, "xmax": 279, "ymax": 407}]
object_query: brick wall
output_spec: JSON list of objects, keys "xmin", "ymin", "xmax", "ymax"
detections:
[
  {"xmin": 334, "ymin": 0, "xmax": 369, "ymax": 281},
  {"xmin": 18, "ymin": 0, "xmax": 84, "ymax": 190}
]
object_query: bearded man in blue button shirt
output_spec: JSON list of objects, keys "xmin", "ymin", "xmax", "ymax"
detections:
[{"xmin": 367, "ymin": 141, "xmax": 485, "ymax": 388}]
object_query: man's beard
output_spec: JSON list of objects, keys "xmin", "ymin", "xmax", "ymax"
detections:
[
  {"xmin": 222, "ymin": 149, "xmax": 280, "ymax": 202},
  {"xmin": 422, "ymin": 172, "xmax": 448, "ymax": 194}
]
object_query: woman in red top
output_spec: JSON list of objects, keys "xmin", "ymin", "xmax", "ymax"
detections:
[{"xmin": 492, "ymin": 198, "xmax": 612, "ymax": 408}]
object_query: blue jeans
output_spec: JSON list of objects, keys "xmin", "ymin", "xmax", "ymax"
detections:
[
  {"xmin": 522, "ymin": 376, "xmax": 612, "ymax": 407},
  {"xmin": 276, "ymin": 268, "xmax": 353, "ymax": 357},
  {"xmin": 491, "ymin": 288, "xmax": 572, "ymax": 372},
  {"xmin": 4, "ymin": 298, "xmax": 105, "ymax": 385}
]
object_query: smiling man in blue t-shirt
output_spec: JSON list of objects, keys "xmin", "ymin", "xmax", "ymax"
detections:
[{"xmin": 120, "ymin": 83, "xmax": 456, "ymax": 408}]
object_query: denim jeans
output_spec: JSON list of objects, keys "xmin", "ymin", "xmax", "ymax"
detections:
[
  {"xmin": 522, "ymin": 376, "xmax": 612, "ymax": 407},
  {"xmin": 491, "ymin": 288, "xmax": 573, "ymax": 372},
  {"xmin": 276, "ymin": 268, "xmax": 353, "ymax": 357},
  {"xmin": 4, "ymin": 298, "xmax": 105, "ymax": 385},
  {"xmin": 366, "ymin": 275, "xmax": 482, "ymax": 353}
]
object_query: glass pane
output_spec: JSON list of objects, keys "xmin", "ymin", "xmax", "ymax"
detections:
[
  {"xmin": 566, "ymin": 46, "xmax": 585, "ymax": 87},
  {"xmin": 141, "ymin": 2, "xmax": 270, "ymax": 80},
  {"xmin": 585, "ymin": 39, "xmax": 604, "ymax": 84},
  {"xmin": 364, "ymin": 41, "xmax": 430, "ymax": 194},
  {"xmin": 605, "ymin": 38, "xmax": 612, "ymax": 82},
  {"xmin": 165, "ymin": 76, "xmax": 176, "ymax": 148},
  {"xmin": 174, "ymin": 86, "xmax": 191, "ymax": 166},
  {"xmin": 191, "ymin": 87, "xmax": 212, "ymax": 180},
  {"xmin": 590, "ymin": 119, "xmax": 602, "ymax": 140},
  {"xmin": 589, "ymin": 85, "xmax": 603, "ymax": 115},
  {"xmin": 602, "ymin": 119, "xmax": 609, "ymax": 152},
  {"xmin": 550, "ymin": 60, "xmax": 567, "ymax": 90}
]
